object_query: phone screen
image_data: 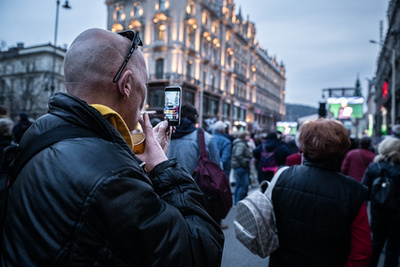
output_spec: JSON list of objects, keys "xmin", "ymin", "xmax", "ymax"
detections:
[{"xmin": 164, "ymin": 86, "xmax": 182, "ymax": 126}]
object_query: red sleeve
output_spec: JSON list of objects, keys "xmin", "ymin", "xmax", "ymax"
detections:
[
  {"xmin": 344, "ymin": 202, "xmax": 372, "ymax": 267},
  {"xmin": 341, "ymin": 153, "xmax": 350, "ymax": 175}
]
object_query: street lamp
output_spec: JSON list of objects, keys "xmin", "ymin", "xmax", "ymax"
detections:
[
  {"xmin": 51, "ymin": 0, "xmax": 71, "ymax": 95},
  {"xmin": 370, "ymin": 39, "xmax": 396, "ymax": 126}
]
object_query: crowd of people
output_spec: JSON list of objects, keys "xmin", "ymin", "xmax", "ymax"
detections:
[{"xmin": 0, "ymin": 28, "xmax": 399, "ymax": 266}]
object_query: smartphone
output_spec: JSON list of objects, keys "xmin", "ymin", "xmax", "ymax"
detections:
[{"xmin": 164, "ymin": 86, "xmax": 182, "ymax": 126}]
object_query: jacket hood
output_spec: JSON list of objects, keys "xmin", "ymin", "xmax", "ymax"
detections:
[{"xmin": 171, "ymin": 118, "xmax": 196, "ymax": 139}]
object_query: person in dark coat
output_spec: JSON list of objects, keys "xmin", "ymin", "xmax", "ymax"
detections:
[
  {"xmin": 253, "ymin": 132, "xmax": 291, "ymax": 183},
  {"xmin": 211, "ymin": 120, "xmax": 232, "ymax": 178},
  {"xmin": 1, "ymin": 28, "xmax": 224, "ymax": 266},
  {"xmin": 270, "ymin": 119, "xmax": 372, "ymax": 267},
  {"xmin": 0, "ymin": 118, "xmax": 14, "ymax": 175},
  {"xmin": 362, "ymin": 137, "xmax": 400, "ymax": 267},
  {"xmin": 11, "ymin": 112, "xmax": 32, "ymax": 144}
]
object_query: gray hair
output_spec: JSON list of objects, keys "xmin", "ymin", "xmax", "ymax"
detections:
[
  {"xmin": 212, "ymin": 121, "xmax": 226, "ymax": 134},
  {"xmin": 0, "ymin": 118, "xmax": 13, "ymax": 136},
  {"xmin": 392, "ymin": 124, "xmax": 400, "ymax": 138},
  {"xmin": 374, "ymin": 137, "xmax": 400, "ymax": 165}
]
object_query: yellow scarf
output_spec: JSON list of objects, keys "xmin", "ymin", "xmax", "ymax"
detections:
[{"xmin": 91, "ymin": 104, "xmax": 133, "ymax": 149}]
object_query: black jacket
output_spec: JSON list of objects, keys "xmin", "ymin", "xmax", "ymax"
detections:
[
  {"xmin": 362, "ymin": 160, "xmax": 400, "ymax": 219},
  {"xmin": 1, "ymin": 93, "xmax": 224, "ymax": 266},
  {"xmin": 270, "ymin": 159, "xmax": 368, "ymax": 267}
]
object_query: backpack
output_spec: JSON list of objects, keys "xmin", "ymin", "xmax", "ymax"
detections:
[
  {"xmin": 260, "ymin": 144, "xmax": 277, "ymax": 172},
  {"xmin": 371, "ymin": 167, "xmax": 398, "ymax": 210},
  {"xmin": 0, "ymin": 126, "xmax": 98, "ymax": 251},
  {"xmin": 234, "ymin": 166, "xmax": 289, "ymax": 258},
  {"xmin": 192, "ymin": 129, "xmax": 233, "ymax": 222}
]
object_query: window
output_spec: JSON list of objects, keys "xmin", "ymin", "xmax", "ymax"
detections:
[
  {"xmin": 203, "ymin": 97, "xmax": 208, "ymax": 115},
  {"xmin": 184, "ymin": 90, "xmax": 195, "ymax": 105},
  {"xmin": 158, "ymin": 24, "xmax": 166, "ymax": 40},
  {"xmin": 210, "ymin": 74, "xmax": 215, "ymax": 91},
  {"xmin": 240, "ymin": 108, "xmax": 245, "ymax": 121},
  {"xmin": 134, "ymin": 4, "xmax": 142, "ymax": 17},
  {"xmin": 227, "ymin": 54, "xmax": 231, "ymax": 67},
  {"xmin": 223, "ymin": 103, "xmax": 230, "ymax": 118},
  {"xmin": 186, "ymin": 61, "xmax": 192, "ymax": 80},
  {"xmin": 159, "ymin": 0, "xmax": 166, "ymax": 11},
  {"xmin": 115, "ymin": 5, "xmax": 125, "ymax": 22},
  {"xmin": 188, "ymin": 27, "xmax": 195, "ymax": 46},
  {"xmin": 233, "ymin": 106, "xmax": 238, "ymax": 120},
  {"xmin": 210, "ymin": 99, "xmax": 218, "ymax": 116},
  {"xmin": 202, "ymin": 11, "xmax": 208, "ymax": 25},
  {"xmin": 155, "ymin": 58, "xmax": 164, "ymax": 79},
  {"xmin": 148, "ymin": 89, "xmax": 164, "ymax": 108}
]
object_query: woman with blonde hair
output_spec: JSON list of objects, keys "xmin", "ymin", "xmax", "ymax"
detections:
[{"xmin": 362, "ymin": 137, "xmax": 400, "ymax": 267}]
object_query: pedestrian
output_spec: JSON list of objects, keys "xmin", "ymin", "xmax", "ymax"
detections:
[
  {"xmin": 270, "ymin": 119, "xmax": 372, "ymax": 266},
  {"xmin": 11, "ymin": 112, "xmax": 32, "ymax": 143},
  {"xmin": 0, "ymin": 118, "xmax": 14, "ymax": 175},
  {"xmin": 1, "ymin": 28, "xmax": 224, "ymax": 266},
  {"xmin": 166, "ymin": 103, "xmax": 220, "ymax": 175},
  {"xmin": 0, "ymin": 105, "xmax": 9, "ymax": 119},
  {"xmin": 285, "ymin": 132, "xmax": 302, "ymax": 166},
  {"xmin": 211, "ymin": 120, "xmax": 231, "ymax": 178},
  {"xmin": 391, "ymin": 124, "xmax": 400, "ymax": 139},
  {"xmin": 253, "ymin": 132, "xmax": 290, "ymax": 183},
  {"xmin": 231, "ymin": 130, "xmax": 252, "ymax": 204},
  {"xmin": 166, "ymin": 104, "xmax": 228, "ymax": 229},
  {"xmin": 341, "ymin": 136, "xmax": 375, "ymax": 182},
  {"xmin": 362, "ymin": 137, "xmax": 400, "ymax": 267}
]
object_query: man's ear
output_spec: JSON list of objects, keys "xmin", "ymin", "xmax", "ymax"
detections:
[{"xmin": 117, "ymin": 70, "xmax": 133, "ymax": 99}]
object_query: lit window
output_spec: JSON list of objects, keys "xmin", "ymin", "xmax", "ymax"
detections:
[
  {"xmin": 202, "ymin": 11, "xmax": 208, "ymax": 25},
  {"xmin": 158, "ymin": 25, "xmax": 166, "ymax": 40},
  {"xmin": 134, "ymin": 4, "xmax": 142, "ymax": 17}
]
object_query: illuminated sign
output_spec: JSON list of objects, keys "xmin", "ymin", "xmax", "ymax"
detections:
[
  {"xmin": 327, "ymin": 97, "xmax": 364, "ymax": 119},
  {"xmin": 276, "ymin": 121, "xmax": 298, "ymax": 135}
]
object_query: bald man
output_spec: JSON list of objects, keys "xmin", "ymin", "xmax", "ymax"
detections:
[{"xmin": 1, "ymin": 29, "xmax": 224, "ymax": 266}]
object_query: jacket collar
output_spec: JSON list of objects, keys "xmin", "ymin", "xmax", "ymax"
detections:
[
  {"xmin": 303, "ymin": 158, "xmax": 342, "ymax": 172},
  {"xmin": 90, "ymin": 104, "xmax": 133, "ymax": 149}
]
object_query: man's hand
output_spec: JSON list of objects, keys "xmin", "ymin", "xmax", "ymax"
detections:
[
  {"xmin": 152, "ymin": 120, "xmax": 174, "ymax": 153},
  {"xmin": 136, "ymin": 114, "xmax": 168, "ymax": 173}
]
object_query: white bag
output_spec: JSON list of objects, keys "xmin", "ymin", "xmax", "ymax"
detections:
[{"xmin": 234, "ymin": 166, "xmax": 289, "ymax": 258}]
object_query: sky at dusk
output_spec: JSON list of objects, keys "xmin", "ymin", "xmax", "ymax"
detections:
[{"xmin": 0, "ymin": 0, "xmax": 388, "ymax": 108}]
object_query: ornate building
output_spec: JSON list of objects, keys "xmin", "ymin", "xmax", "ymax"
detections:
[
  {"xmin": 106, "ymin": 0, "xmax": 286, "ymax": 133},
  {"xmin": 371, "ymin": 0, "xmax": 399, "ymax": 136},
  {"xmin": 0, "ymin": 43, "xmax": 66, "ymax": 119}
]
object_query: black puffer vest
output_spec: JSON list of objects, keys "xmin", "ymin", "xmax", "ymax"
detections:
[{"xmin": 269, "ymin": 159, "xmax": 368, "ymax": 267}]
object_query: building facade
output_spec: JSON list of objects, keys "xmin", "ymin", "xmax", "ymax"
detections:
[
  {"xmin": 105, "ymin": 0, "xmax": 286, "ymax": 133},
  {"xmin": 0, "ymin": 43, "xmax": 66, "ymax": 120},
  {"xmin": 371, "ymin": 0, "xmax": 399, "ymax": 136}
]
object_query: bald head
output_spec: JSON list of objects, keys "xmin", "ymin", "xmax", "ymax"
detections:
[
  {"xmin": 64, "ymin": 29, "xmax": 126, "ymax": 84},
  {"xmin": 64, "ymin": 28, "xmax": 147, "ymax": 101},
  {"xmin": 63, "ymin": 29, "xmax": 148, "ymax": 130}
]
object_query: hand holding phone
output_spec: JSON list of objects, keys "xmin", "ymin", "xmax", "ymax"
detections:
[{"xmin": 164, "ymin": 86, "xmax": 182, "ymax": 126}]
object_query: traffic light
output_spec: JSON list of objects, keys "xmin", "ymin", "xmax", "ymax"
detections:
[{"xmin": 318, "ymin": 102, "xmax": 327, "ymax": 118}]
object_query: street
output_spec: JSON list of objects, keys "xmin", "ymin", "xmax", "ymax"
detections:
[{"xmin": 220, "ymin": 205, "xmax": 269, "ymax": 267}]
